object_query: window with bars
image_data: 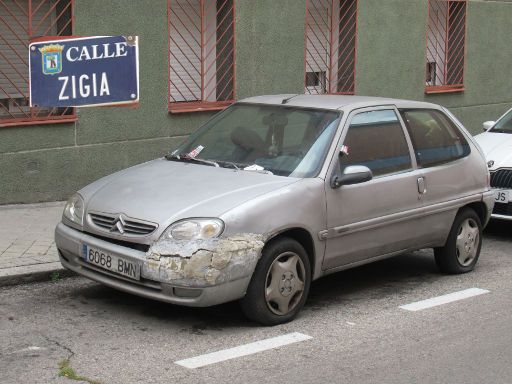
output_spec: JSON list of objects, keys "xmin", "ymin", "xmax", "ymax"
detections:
[
  {"xmin": 0, "ymin": 0, "xmax": 74, "ymax": 127},
  {"xmin": 425, "ymin": 0, "xmax": 467, "ymax": 93},
  {"xmin": 305, "ymin": 0, "xmax": 357, "ymax": 95},
  {"xmin": 168, "ymin": 0, "xmax": 235, "ymax": 113}
]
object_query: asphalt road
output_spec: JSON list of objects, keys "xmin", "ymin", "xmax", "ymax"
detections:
[{"xmin": 1, "ymin": 221, "xmax": 511, "ymax": 384}]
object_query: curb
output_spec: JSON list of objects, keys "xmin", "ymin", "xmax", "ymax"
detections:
[
  {"xmin": 0, "ymin": 263, "xmax": 77, "ymax": 287},
  {"xmin": 0, "ymin": 201, "xmax": 66, "ymax": 211}
]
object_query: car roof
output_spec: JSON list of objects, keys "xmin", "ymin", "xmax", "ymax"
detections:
[{"xmin": 238, "ymin": 94, "xmax": 441, "ymax": 112}]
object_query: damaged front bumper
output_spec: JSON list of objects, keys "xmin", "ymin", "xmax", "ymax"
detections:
[{"xmin": 55, "ymin": 223, "xmax": 264, "ymax": 307}]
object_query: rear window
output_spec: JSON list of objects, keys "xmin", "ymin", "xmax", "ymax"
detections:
[{"xmin": 399, "ymin": 109, "xmax": 470, "ymax": 168}]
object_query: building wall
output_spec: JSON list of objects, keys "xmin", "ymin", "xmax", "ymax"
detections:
[
  {"xmin": 0, "ymin": 0, "xmax": 510, "ymax": 204},
  {"xmin": 0, "ymin": 0, "xmax": 305, "ymax": 204},
  {"xmin": 356, "ymin": 0, "xmax": 512, "ymax": 133},
  {"xmin": 235, "ymin": 0, "xmax": 306, "ymax": 98}
]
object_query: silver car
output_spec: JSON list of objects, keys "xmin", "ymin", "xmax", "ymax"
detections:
[{"xmin": 55, "ymin": 95, "xmax": 494, "ymax": 325}]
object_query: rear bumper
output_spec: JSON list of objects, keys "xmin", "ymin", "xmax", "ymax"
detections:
[{"xmin": 55, "ymin": 223, "xmax": 254, "ymax": 307}]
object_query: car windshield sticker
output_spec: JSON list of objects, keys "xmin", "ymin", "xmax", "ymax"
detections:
[{"xmin": 187, "ymin": 145, "xmax": 204, "ymax": 159}]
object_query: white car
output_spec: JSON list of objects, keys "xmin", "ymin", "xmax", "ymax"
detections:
[{"xmin": 474, "ymin": 107, "xmax": 512, "ymax": 220}]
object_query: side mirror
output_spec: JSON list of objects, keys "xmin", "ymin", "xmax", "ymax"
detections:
[
  {"xmin": 331, "ymin": 165, "xmax": 373, "ymax": 189},
  {"xmin": 483, "ymin": 121, "xmax": 495, "ymax": 131}
]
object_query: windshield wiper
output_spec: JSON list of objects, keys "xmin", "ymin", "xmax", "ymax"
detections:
[
  {"xmin": 165, "ymin": 153, "xmax": 219, "ymax": 167},
  {"xmin": 490, "ymin": 129, "xmax": 510, "ymax": 134},
  {"xmin": 216, "ymin": 160, "xmax": 241, "ymax": 170}
]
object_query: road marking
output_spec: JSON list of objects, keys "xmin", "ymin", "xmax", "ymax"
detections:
[
  {"xmin": 400, "ymin": 288, "xmax": 489, "ymax": 311},
  {"xmin": 11, "ymin": 346, "xmax": 45, "ymax": 354},
  {"xmin": 175, "ymin": 332, "xmax": 312, "ymax": 369}
]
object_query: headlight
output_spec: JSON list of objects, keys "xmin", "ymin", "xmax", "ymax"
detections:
[
  {"xmin": 63, "ymin": 193, "xmax": 84, "ymax": 227},
  {"xmin": 161, "ymin": 218, "xmax": 224, "ymax": 240}
]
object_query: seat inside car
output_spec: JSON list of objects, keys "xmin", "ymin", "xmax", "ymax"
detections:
[{"xmin": 230, "ymin": 126, "xmax": 267, "ymax": 162}]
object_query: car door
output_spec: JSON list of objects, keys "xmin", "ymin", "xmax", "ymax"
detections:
[
  {"xmin": 398, "ymin": 108, "xmax": 475, "ymax": 245},
  {"xmin": 322, "ymin": 106, "xmax": 425, "ymax": 270}
]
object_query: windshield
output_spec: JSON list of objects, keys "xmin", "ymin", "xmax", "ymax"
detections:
[
  {"xmin": 170, "ymin": 103, "xmax": 341, "ymax": 177},
  {"xmin": 491, "ymin": 109, "xmax": 512, "ymax": 133}
]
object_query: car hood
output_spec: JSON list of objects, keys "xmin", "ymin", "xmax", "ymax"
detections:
[
  {"xmin": 80, "ymin": 158, "xmax": 299, "ymax": 226},
  {"xmin": 474, "ymin": 132, "xmax": 512, "ymax": 171}
]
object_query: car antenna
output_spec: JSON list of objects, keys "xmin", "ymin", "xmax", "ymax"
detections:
[{"xmin": 281, "ymin": 94, "xmax": 299, "ymax": 104}]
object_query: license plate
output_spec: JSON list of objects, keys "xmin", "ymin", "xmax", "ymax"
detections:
[
  {"xmin": 494, "ymin": 190, "xmax": 511, "ymax": 203},
  {"xmin": 82, "ymin": 244, "xmax": 140, "ymax": 280}
]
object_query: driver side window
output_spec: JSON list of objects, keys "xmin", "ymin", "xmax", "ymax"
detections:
[{"xmin": 340, "ymin": 109, "xmax": 412, "ymax": 177}]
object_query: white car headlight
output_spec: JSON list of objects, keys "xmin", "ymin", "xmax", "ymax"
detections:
[
  {"xmin": 63, "ymin": 193, "xmax": 85, "ymax": 227},
  {"xmin": 161, "ymin": 218, "xmax": 224, "ymax": 240}
]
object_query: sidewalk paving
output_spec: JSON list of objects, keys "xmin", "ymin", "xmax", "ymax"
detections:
[{"xmin": 0, "ymin": 201, "xmax": 74, "ymax": 286}]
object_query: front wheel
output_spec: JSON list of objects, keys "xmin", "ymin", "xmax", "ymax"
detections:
[
  {"xmin": 434, "ymin": 208, "xmax": 482, "ymax": 274},
  {"xmin": 240, "ymin": 238, "xmax": 311, "ymax": 325}
]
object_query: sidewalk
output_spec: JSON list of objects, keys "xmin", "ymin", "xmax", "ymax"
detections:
[{"xmin": 0, "ymin": 201, "xmax": 73, "ymax": 286}]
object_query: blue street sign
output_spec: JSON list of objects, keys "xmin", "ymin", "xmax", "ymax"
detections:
[{"xmin": 29, "ymin": 36, "xmax": 139, "ymax": 108}]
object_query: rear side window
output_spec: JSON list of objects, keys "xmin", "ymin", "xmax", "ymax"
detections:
[
  {"xmin": 400, "ymin": 109, "xmax": 470, "ymax": 168},
  {"xmin": 340, "ymin": 109, "xmax": 412, "ymax": 177}
]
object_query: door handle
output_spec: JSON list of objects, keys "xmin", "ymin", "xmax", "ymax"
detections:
[{"xmin": 417, "ymin": 177, "xmax": 427, "ymax": 194}]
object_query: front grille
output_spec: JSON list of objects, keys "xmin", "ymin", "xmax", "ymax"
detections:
[
  {"xmin": 490, "ymin": 169, "xmax": 512, "ymax": 188},
  {"xmin": 493, "ymin": 202, "xmax": 512, "ymax": 216},
  {"xmin": 83, "ymin": 231, "xmax": 150, "ymax": 252},
  {"xmin": 89, "ymin": 213, "xmax": 157, "ymax": 236}
]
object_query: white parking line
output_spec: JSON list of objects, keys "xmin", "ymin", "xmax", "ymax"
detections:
[
  {"xmin": 399, "ymin": 288, "xmax": 489, "ymax": 311},
  {"xmin": 10, "ymin": 346, "xmax": 45, "ymax": 354},
  {"xmin": 175, "ymin": 332, "xmax": 312, "ymax": 369}
]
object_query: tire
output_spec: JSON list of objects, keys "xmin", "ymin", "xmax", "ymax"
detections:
[
  {"xmin": 240, "ymin": 237, "xmax": 311, "ymax": 326},
  {"xmin": 434, "ymin": 208, "xmax": 482, "ymax": 274}
]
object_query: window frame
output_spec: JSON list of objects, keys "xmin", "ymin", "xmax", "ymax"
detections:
[
  {"xmin": 0, "ymin": 0, "xmax": 76, "ymax": 128},
  {"xmin": 304, "ymin": 0, "xmax": 358, "ymax": 95},
  {"xmin": 424, "ymin": 0, "xmax": 468, "ymax": 94},
  {"xmin": 336, "ymin": 106, "xmax": 416, "ymax": 178},
  {"xmin": 167, "ymin": 0, "xmax": 236, "ymax": 114},
  {"xmin": 399, "ymin": 108, "xmax": 471, "ymax": 168}
]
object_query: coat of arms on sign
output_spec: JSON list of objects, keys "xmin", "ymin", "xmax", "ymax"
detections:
[{"xmin": 39, "ymin": 44, "xmax": 64, "ymax": 75}]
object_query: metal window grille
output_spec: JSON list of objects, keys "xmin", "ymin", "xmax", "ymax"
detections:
[
  {"xmin": 0, "ymin": 0, "xmax": 75, "ymax": 127},
  {"xmin": 305, "ymin": 0, "xmax": 357, "ymax": 95},
  {"xmin": 168, "ymin": 0, "xmax": 235, "ymax": 113},
  {"xmin": 425, "ymin": 0, "xmax": 467, "ymax": 93}
]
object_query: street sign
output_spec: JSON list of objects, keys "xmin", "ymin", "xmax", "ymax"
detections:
[{"xmin": 29, "ymin": 35, "xmax": 139, "ymax": 108}]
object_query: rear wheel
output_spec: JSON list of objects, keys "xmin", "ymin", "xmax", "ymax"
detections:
[
  {"xmin": 240, "ymin": 238, "xmax": 311, "ymax": 325},
  {"xmin": 434, "ymin": 208, "xmax": 482, "ymax": 274}
]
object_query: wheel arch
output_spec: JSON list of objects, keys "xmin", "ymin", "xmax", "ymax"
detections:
[
  {"xmin": 462, "ymin": 201, "xmax": 487, "ymax": 226},
  {"xmin": 265, "ymin": 227, "xmax": 316, "ymax": 278}
]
